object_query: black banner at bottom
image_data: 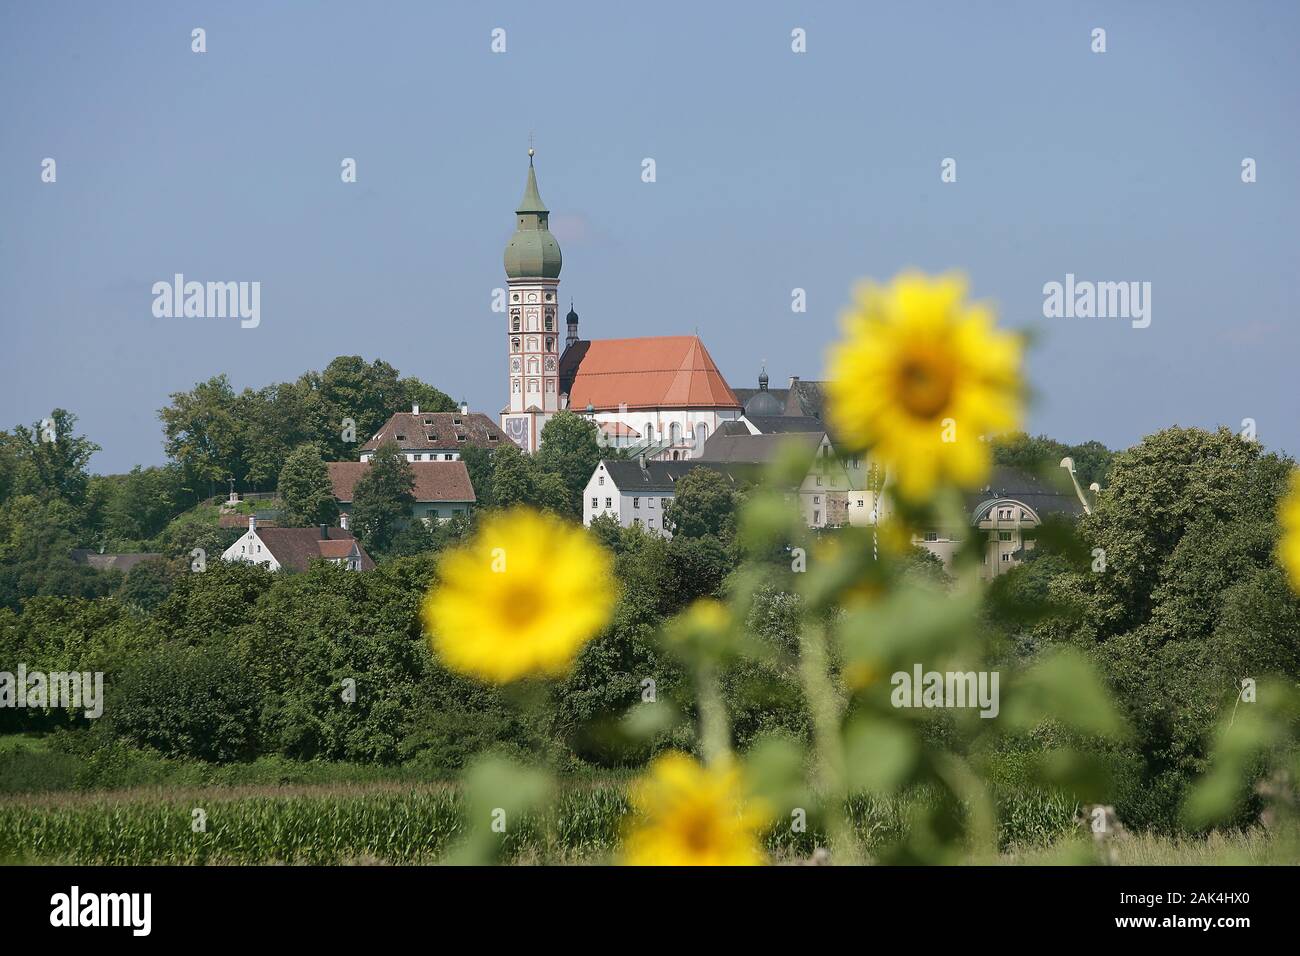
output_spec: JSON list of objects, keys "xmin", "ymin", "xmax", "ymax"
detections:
[{"xmin": 0, "ymin": 864, "xmax": 1278, "ymax": 940}]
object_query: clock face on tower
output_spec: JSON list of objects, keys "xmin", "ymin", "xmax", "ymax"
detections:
[{"xmin": 545, "ymin": 357, "xmax": 556, "ymax": 371}]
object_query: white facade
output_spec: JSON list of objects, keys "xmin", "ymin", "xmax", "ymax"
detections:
[
  {"xmin": 586, "ymin": 407, "xmax": 743, "ymax": 460},
  {"xmin": 582, "ymin": 462, "xmax": 676, "ymax": 536},
  {"xmin": 220, "ymin": 517, "xmax": 281, "ymax": 571}
]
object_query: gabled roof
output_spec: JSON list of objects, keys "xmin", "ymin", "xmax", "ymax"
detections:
[
  {"xmin": 327, "ymin": 461, "xmax": 477, "ymax": 504},
  {"xmin": 964, "ymin": 467, "xmax": 1085, "ymax": 521},
  {"xmin": 698, "ymin": 430, "xmax": 826, "ymax": 464},
  {"xmin": 596, "ymin": 459, "xmax": 767, "ymax": 494},
  {"xmin": 255, "ymin": 527, "xmax": 376, "ymax": 573},
  {"xmin": 361, "ymin": 411, "xmax": 506, "ymax": 453},
  {"xmin": 561, "ymin": 336, "xmax": 740, "ymax": 411},
  {"xmin": 744, "ymin": 415, "xmax": 827, "ymax": 434}
]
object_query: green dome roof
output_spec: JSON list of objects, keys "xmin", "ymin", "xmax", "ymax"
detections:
[{"xmin": 504, "ymin": 154, "xmax": 562, "ymax": 279}]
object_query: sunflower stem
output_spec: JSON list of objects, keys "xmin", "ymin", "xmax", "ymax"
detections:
[
  {"xmin": 798, "ymin": 621, "xmax": 860, "ymax": 865},
  {"xmin": 696, "ymin": 663, "xmax": 732, "ymax": 766}
]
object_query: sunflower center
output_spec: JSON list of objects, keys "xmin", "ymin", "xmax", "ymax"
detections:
[
  {"xmin": 679, "ymin": 809, "xmax": 718, "ymax": 853},
  {"xmin": 896, "ymin": 353, "xmax": 955, "ymax": 420},
  {"xmin": 500, "ymin": 583, "xmax": 544, "ymax": 630}
]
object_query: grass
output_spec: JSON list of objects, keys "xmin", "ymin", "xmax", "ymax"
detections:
[
  {"xmin": 1, "ymin": 778, "xmax": 1294, "ymax": 866},
  {"xmin": 2, "ymin": 735, "xmax": 1295, "ymax": 865}
]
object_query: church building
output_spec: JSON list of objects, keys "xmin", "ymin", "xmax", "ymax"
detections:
[{"xmin": 499, "ymin": 150, "xmax": 743, "ymax": 457}]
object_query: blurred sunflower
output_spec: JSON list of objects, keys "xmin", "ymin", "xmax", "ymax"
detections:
[
  {"xmin": 622, "ymin": 752, "xmax": 769, "ymax": 865},
  {"xmin": 421, "ymin": 508, "xmax": 616, "ymax": 683},
  {"xmin": 1277, "ymin": 470, "xmax": 1300, "ymax": 593},
  {"xmin": 826, "ymin": 272, "xmax": 1023, "ymax": 502}
]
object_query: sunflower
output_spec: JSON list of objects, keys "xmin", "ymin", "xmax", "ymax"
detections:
[
  {"xmin": 1277, "ymin": 470, "xmax": 1300, "ymax": 594},
  {"xmin": 622, "ymin": 752, "xmax": 769, "ymax": 866},
  {"xmin": 421, "ymin": 508, "xmax": 615, "ymax": 683},
  {"xmin": 826, "ymin": 272, "xmax": 1023, "ymax": 502}
]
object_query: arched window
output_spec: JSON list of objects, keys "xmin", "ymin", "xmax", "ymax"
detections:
[
  {"xmin": 670, "ymin": 422, "xmax": 682, "ymax": 445},
  {"xmin": 645, "ymin": 423, "xmax": 655, "ymax": 441},
  {"xmin": 696, "ymin": 422, "xmax": 708, "ymax": 447}
]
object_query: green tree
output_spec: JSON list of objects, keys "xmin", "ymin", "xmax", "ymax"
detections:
[
  {"xmin": 159, "ymin": 375, "xmax": 245, "ymax": 497},
  {"xmin": 460, "ymin": 445, "xmax": 495, "ymax": 509},
  {"xmin": 663, "ymin": 468, "xmax": 738, "ymax": 540},
  {"xmin": 351, "ymin": 441, "xmax": 415, "ymax": 555},
  {"xmin": 277, "ymin": 443, "xmax": 339, "ymax": 527},
  {"xmin": 10, "ymin": 409, "xmax": 101, "ymax": 510},
  {"xmin": 536, "ymin": 411, "xmax": 602, "ymax": 516},
  {"xmin": 993, "ymin": 432, "xmax": 1113, "ymax": 488}
]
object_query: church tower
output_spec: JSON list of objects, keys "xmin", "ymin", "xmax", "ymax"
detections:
[{"xmin": 500, "ymin": 148, "xmax": 562, "ymax": 452}]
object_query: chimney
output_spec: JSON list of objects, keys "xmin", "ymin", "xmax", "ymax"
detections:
[
  {"xmin": 249, "ymin": 515, "xmax": 257, "ymax": 532},
  {"xmin": 412, "ymin": 403, "xmax": 420, "ymax": 415},
  {"xmin": 319, "ymin": 524, "xmax": 329, "ymax": 540}
]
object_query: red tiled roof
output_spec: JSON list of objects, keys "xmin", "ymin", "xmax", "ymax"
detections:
[
  {"xmin": 255, "ymin": 527, "xmax": 376, "ymax": 572},
  {"xmin": 563, "ymin": 336, "xmax": 740, "ymax": 411},
  {"xmin": 327, "ymin": 461, "xmax": 476, "ymax": 504}
]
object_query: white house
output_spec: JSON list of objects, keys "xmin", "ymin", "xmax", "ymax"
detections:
[
  {"xmin": 327, "ymin": 460, "xmax": 476, "ymax": 528},
  {"xmin": 582, "ymin": 459, "xmax": 751, "ymax": 537},
  {"xmin": 221, "ymin": 516, "xmax": 374, "ymax": 572},
  {"xmin": 360, "ymin": 404, "xmax": 507, "ymax": 462}
]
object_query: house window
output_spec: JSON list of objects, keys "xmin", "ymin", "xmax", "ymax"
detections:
[
  {"xmin": 414, "ymin": 454, "xmax": 423, "ymax": 461},
  {"xmin": 924, "ymin": 531, "xmax": 938, "ymax": 542},
  {"xmin": 633, "ymin": 497, "xmax": 640, "ymax": 509},
  {"xmin": 857, "ymin": 499, "xmax": 864, "ymax": 508},
  {"xmin": 591, "ymin": 497, "xmax": 598, "ymax": 509},
  {"xmin": 1001, "ymin": 553, "xmax": 1011, "ymax": 562},
  {"xmin": 998, "ymin": 531, "xmax": 1012, "ymax": 541},
  {"xmin": 696, "ymin": 423, "xmax": 708, "ymax": 446},
  {"xmin": 598, "ymin": 476, "xmax": 605, "ymax": 486},
  {"xmin": 605, "ymin": 498, "xmax": 612, "ymax": 508},
  {"xmin": 649, "ymin": 518, "xmax": 655, "ymax": 527},
  {"xmin": 814, "ymin": 496, "xmax": 820, "ymax": 504},
  {"xmin": 649, "ymin": 498, "xmax": 655, "ymax": 508},
  {"xmin": 444, "ymin": 454, "xmax": 453, "ymax": 461},
  {"xmin": 814, "ymin": 510, "xmax": 821, "ymax": 523},
  {"xmin": 633, "ymin": 518, "xmax": 641, "ymax": 527},
  {"xmin": 816, "ymin": 477, "xmax": 823, "ymax": 486}
]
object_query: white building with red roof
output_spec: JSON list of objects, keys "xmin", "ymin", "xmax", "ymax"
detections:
[{"xmin": 499, "ymin": 151, "xmax": 742, "ymax": 459}]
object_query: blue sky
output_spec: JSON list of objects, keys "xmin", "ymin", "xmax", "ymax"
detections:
[{"xmin": 2, "ymin": 0, "xmax": 1297, "ymax": 473}]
